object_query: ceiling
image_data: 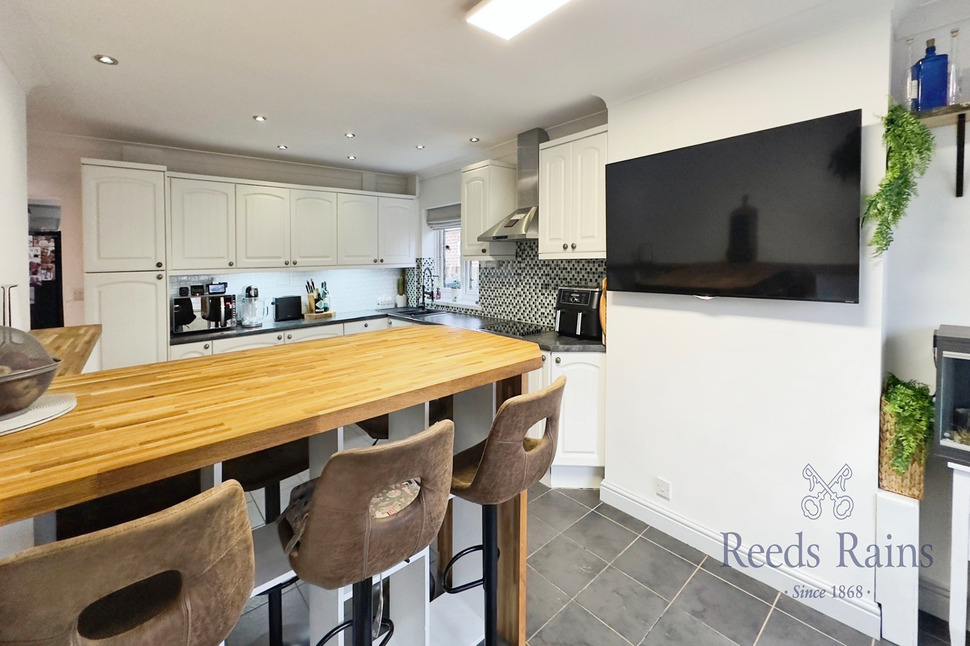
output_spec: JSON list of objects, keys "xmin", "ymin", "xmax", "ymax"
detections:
[{"xmin": 0, "ymin": 0, "xmax": 925, "ymax": 177}]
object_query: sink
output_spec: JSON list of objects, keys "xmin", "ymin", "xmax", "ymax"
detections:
[{"xmin": 396, "ymin": 308, "xmax": 441, "ymax": 318}]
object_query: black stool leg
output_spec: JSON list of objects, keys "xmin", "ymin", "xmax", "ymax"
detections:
[
  {"xmin": 352, "ymin": 578, "xmax": 373, "ymax": 646},
  {"xmin": 482, "ymin": 504, "xmax": 499, "ymax": 646},
  {"xmin": 265, "ymin": 482, "xmax": 284, "ymax": 646}
]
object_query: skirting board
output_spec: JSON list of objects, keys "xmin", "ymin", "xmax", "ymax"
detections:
[
  {"xmin": 540, "ymin": 465, "xmax": 603, "ymax": 489},
  {"xmin": 599, "ymin": 479, "xmax": 881, "ymax": 638},
  {"xmin": 920, "ymin": 577, "xmax": 970, "ymax": 632}
]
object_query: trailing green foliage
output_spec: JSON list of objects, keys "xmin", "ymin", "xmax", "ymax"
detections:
[
  {"xmin": 863, "ymin": 102, "xmax": 936, "ymax": 255},
  {"xmin": 883, "ymin": 373, "xmax": 935, "ymax": 475}
]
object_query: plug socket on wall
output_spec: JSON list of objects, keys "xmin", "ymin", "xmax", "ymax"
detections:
[{"xmin": 656, "ymin": 477, "xmax": 672, "ymax": 500}]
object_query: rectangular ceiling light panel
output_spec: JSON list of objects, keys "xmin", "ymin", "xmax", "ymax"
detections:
[{"xmin": 466, "ymin": 0, "xmax": 572, "ymax": 40}]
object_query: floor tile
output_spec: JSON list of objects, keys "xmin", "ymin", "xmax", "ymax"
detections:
[
  {"xmin": 227, "ymin": 585, "xmax": 309, "ymax": 646},
  {"xmin": 528, "ymin": 515, "xmax": 559, "ymax": 557},
  {"xmin": 247, "ymin": 497, "xmax": 264, "ymax": 529},
  {"xmin": 562, "ymin": 488, "xmax": 601, "ymax": 509},
  {"xmin": 529, "ymin": 481, "xmax": 550, "ymax": 501},
  {"xmin": 530, "ymin": 600, "xmax": 629, "ymax": 646},
  {"xmin": 916, "ymin": 631, "xmax": 948, "ymax": 645},
  {"xmin": 672, "ymin": 569, "xmax": 770, "ymax": 645},
  {"xmin": 756, "ymin": 610, "xmax": 842, "ymax": 646},
  {"xmin": 919, "ymin": 609, "xmax": 969, "ymax": 644},
  {"xmin": 528, "ymin": 490, "xmax": 591, "ymax": 532},
  {"xmin": 526, "ymin": 566, "xmax": 571, "ymax": 639},
  {"xmin": 700, "ymin": 559, "xmax": 779, "ymax": 604},
  {"xmin": 776, "ymin": 595, "xmax": 872, "ymax": 646},
  {"xmin": 613, "ymin": 536, "xmax": 697, "ymax": 601},
  {"xmin": 575, "ymin": 565, "xmax": 667, "ymax": 645},
  {"xmin": 528, "ymin": 534, "xmax": 608, "ymax": 597},
  {"xmin": 639, "ymin": 607, "xmax": 740, "ymax": 646},
  {"xmin": 643, "ymin": 526, "xmax": 706, "ymax": 564},
  {"xmin": 562, "ymin": 509, "xmax": 639, "ymax": 561},
  {"xmin": 595, "ymin": 503, "xmax": 649, "ymax": 534}
]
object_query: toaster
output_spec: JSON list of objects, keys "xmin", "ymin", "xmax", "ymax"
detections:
[{"xmin": 274, "ymin": 295, "xmax": 304, "ymax": 322}]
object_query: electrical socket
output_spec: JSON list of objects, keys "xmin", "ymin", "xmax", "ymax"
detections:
[{"xmin": 656, "ymin": 477, "xmax": 672, "ymax": 500}]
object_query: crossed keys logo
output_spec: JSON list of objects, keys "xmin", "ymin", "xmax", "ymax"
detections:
[{"xmin": 801, "ymin": 464, "xmax": 854, "ymax": 520}]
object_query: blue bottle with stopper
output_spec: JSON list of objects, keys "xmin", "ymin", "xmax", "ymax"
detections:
[{"xmin": 914, "ymin": 38, "xmax": 949, "ymax": 111}]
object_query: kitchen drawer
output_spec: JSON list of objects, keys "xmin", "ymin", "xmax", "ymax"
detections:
[
  {"xmin": 212, "ymin": 331, "xmax": 285, "ymax": 354},
  {"xmin": 284, "ymin": 324, "xmax": 344, "ymax": 342},
  {"xmin": 344, "ymin": 318, "xmax": 385, "ymax": 335}
]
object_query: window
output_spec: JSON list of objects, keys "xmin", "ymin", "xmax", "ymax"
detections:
[{"xmin": 435, "ymin": 226, "xmax": 479, "ymax": 306}]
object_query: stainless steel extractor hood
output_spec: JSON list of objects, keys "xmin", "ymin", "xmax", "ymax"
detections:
[{"xmin": 478, "ymin": 127, "xmax": 549, "ymax": 241}]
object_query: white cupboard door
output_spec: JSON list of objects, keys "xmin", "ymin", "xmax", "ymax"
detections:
[
  {"xmin": 284, "ymin": 324, "xmax": 344, "ymax": 342},
  {"xmin": 538, "ymin": 145, "xmax": 571, "ymax": 256},
  {"xmin": 460, "ymin": 167, "xmax": 489, "ymax": 258},
  {"xmin": 291, "ymin": 190, "xmax": 338, "ymax": 268},
  {"xmin": 378, "ymin": 198, "xmax": 417, "ymax": 266},
  {"xmin": 169, "ymin": 179, "xmax": 236, "ymax": 270},
  {"xmin": 84, "ymin": 272, "xmax": 168, "ymax": 370},
  {"xmin": 549, "ymin": 352, "xmax": 606, "ymax": 467},
  {"xmin": 526, "ymin": 351, "xmax": 552, "ymax": 440},
  {"xmin": 168, "ymin": 340, "xmax": 213, "ymax": 360},
  {"xmin": 236, "ymin": 185, "xmax": 290, "ymax": 268},
  {"xmin": 386, "ymin": 318, "xmax": 416, "ymax": 328},
  {"xmin": 211, "ymin": 332, "xmax": 284, "ymax": 354},
  {"xmin": 572, "ymin": 132, "xmax": 607, "ymax": 256},
  {"xmin": 337, "ymin": 194, "xmax": 379, "ymax": 265},
  {"xmin": 344, "ymin": 318, "xmax": 384, "ymax": 335},
  {"xmin": 82, "ymin": 165, "xmax": 165, "ymax": 272}
]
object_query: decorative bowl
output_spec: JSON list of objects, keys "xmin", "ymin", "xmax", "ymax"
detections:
[{"xmin": 0, "ymin": 327, "xmax": 61, "ymax": 416}]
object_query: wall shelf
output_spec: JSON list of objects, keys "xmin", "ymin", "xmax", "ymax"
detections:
[{"xmin": 917, "ymin": 104, "xmax": 970, "ymax": 197}]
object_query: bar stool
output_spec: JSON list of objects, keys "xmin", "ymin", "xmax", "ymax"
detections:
[
  {"xmin": 442, "ymin": 376, "xmax": 566, "ymax": 646},
  {"xmin": 276, "ymin": 420, "xmax": 455, "ymax": 646},
  {"xmin": 0, "ymin": 480, "xmax": 254, "ymax": 646},
  {"xmin": 223, "ymin": 438, "xmax": 310, "ymax": 646}
]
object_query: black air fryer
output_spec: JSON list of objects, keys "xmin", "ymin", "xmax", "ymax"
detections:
[{"xmin": 554, "ymin": 287, "xmax": 602, "ymax": 340}]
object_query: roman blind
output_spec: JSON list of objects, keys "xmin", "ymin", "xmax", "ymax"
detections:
[{"xmin": 426, "ymin": 204, "xmax": 461, "ymax": 230}]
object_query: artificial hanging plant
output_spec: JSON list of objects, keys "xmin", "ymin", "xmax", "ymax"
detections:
[
  {"xmin": 882, "ymin": 373, "xmax": 935, "ymax": 475},
  {"xmin": 862, "ymin": 101, "xmax": 936, "ymax": 256}
]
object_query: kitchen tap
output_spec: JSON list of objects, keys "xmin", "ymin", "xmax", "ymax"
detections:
[{"xmin": 421, "ymin": 267, "xmax": 436, "ymax": 309}]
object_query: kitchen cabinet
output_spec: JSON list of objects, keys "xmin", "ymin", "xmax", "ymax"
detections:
[
  {"xmin": 212, "ymin": 332, "xmax": 285, "ymax": 354},
  {"xmin": 284, "ymin": 324, "xmax": 344, "ymax": 342},
  {"xmin": 290, "ymin": 189, "xmax": 338, "ymax": 267},
  {"xmin": 378, "ymin": 197, "xmax": 418, "ymax": 266},
  {"xmin": 344, "ymin": 318, "xmax": 384, "ymax": 335},
  {"xmin": 84, "ymin": 271, "xmax": 168, "ymax": 369},
  {"xmin": 386, "ymin": 318, "xmax": 416, "ymax": 329},
  {"xmin": 538, "ymin": 127, "xmax": 607, "ymax": 259},
  {"xmin": 460, "ymin": 160, "xmax": 516, "ymax": 260},
  {"xmin": 169, "ymin": 340, "xmax": 213, "ymax": 360},
  {"xmin": 337, "ymin": 194, "xmax": 379, "ymax": 265},
  {"xmin": 236, "ymin": 185, "xmax": 291, "ymax": 269},
  {"xmin": 169, "ymin": 178, "xmax": 236, "ymax": 270},
  {"xmin": 82, "ymin": 161, "xmax": 166, "ymax": 273}
]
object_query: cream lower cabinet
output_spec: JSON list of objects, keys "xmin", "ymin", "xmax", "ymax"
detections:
[
  {"xmin": 84, "ymin": 271, "xmax": 168, "ymax": 370},
  {"xmin": 169, "ymin": 340, "xmax": 213, "ymax": 360},
  {"xmin": 344, "ymin": 318, "xmax": 385, "ymax": 335},
  {"xmin": 212, "ymin": 331, "xmax": 285, "ymax": 354},
  {"xmin": 283, "ymin": 324, "xmax": 344, "ymax": 342},
  {"xmin": 169, "ymin": 178, "xmax": 236, "ymax": 271},
  {"xmin": 386, "ymin": 318, "xmax": 416, "ymax": 329}
]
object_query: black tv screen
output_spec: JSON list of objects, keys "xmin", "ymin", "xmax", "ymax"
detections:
[{"xmin": 606, "ymin": 109, "xmax": 862, "ymax": 303}]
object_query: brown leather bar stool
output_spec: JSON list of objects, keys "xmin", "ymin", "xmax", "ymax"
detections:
[
  {"xmin": 223, "ymin": 438, "xmax": 310, "ymax": 646},
  {"xmin": 442, "ymin": 376, "xmax": 566, "ymax": 646},
  {"xmin": 276, "ymin": 420, "xmax": 455, "ymax": 646},
  {"xmin": 0, "ymin": 480, "xmax": 254, "ymax": 646}
]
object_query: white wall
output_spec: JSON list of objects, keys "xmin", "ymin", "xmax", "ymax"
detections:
[{"xmin": 601, "ymin": 15, "xmax": 891, "ymax": 636}]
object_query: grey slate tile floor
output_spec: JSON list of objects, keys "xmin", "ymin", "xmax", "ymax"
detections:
[{"xmin": 226, "ymin": 478, "xmax": 956, "ymax": 646}]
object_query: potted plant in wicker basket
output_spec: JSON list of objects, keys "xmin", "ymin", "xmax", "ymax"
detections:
[{"xmin": 879, "ymin": 373, "xmax": 935, "ymax": 499}]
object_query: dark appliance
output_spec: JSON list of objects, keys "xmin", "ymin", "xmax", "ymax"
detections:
[
  {"xmin": 480, "ymin": 320, "xmax": 547, "ymax": 337},
  {"xmin": 28, "ymin": 231, "xmax": 64, "ymax": 329},
  {"xmin": 200, "ymin": 294, "xmax": 235, "ymax": 328},
  {"xmin": 274, "ymin": 295, "xmax": 303, "ymax": 322},
  {"xmin": 934, "ymin": 325, "xmax": 970, "ymax": 466},
  {"xmin": 606, "ymin": 109, "xmax": 862, "ymax": 303},
  {"xmin": 554, "ymin": 287, "xmax": 602, "ymax": 340}
]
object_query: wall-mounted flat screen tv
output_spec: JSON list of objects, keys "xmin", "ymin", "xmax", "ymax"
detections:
[{"xmin": 606, "ymin": 109, "xmax": 862, "ymax": 303}]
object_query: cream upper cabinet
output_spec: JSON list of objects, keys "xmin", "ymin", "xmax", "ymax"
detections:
[
  {"xmin": 538, "ymin": 128, "xmax": 607, "ymax": 259},
  {"xmin": 337, "ymin": 194, "xmax": 380, "ymax": 265},
  {"xmin": 378, "ymin": 197, "xmax": 417, "ymax": 266},
  {"xmin": 236, "ymin": 185, "xmax": 291, "ymax": 268},
  {"xmin": 84, "ymin": 271, "xmax": 168, "ymax": 369},
  {"xmin": 169, "ymin": 178, "xmax": 236, "ymax": 270},
  {"xmin": 460, "ymin": 161, "xmax": 516, "ymax": 260},
  {"xmin": 82, "ymin": 162, "xmax": 166, "ymax": 272},
  {"xmin": 290, "ymin": 189, "xmax": 338, "ymax": 267}
]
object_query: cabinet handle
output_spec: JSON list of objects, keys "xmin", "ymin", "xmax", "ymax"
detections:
[
  {"xmin": 562, "ymin": 243, "xmax": 568, "ymax": 250},
  {"xmin": 284, "ymin": 260, "xmax": 290, "ymax": 266},
  {"xmin": 228, "ymin": 261, "xmax": 234, "ymax": 267},
  {"xmin": 277, "ymin": 334, "xmax": 283, "ymax": 341},
  {"xmin": 481, "ymin": 248, "xmax": 487, "ymax": 253},
  {"xmin": 156, "ymin": 274, "xmax": 163, "ymax": 280},
  {"xmin": 373, "ymin": 259, "xmax": 378, "ymax": 263},
  {"xmin": 292, "ymin": 260, "xmax": 298, "ymax": 265},
  {"xmin": 542, "ymin": 355, "xmax": 547, "ymax": 362},
  {"xmin": 203, "ymin": 343, "xmax": 210, "ymax": 350},
  {"xmin": 364, "ymin": 323, "xmax": 369, "ymax": 328},
  {"xmin": 287, "ymin": 334, "xmax": 292, "ymax": 340},
  {"xmin": 156, "ymin": 261, "xmax": 163, "ymax": 268},
  {"xmin": 380, "ymin": 258, "xmax": 384, "ymax": 263},
  {"xmin": 571, "ymin": 243, "xmax": 577, "ymax": 250},
  {"xmin": 555, "ymin": 356, "xmax": 561, "ymax": 364}
]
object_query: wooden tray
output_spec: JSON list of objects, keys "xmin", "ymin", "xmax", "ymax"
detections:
[{"xmin": 305, "ymin": 311, "xmax": 336, "ymax": 320}]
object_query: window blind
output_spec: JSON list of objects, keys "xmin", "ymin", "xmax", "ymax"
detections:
[{"xmin": 426, "ymin": 204, "xmax": 461, "ymax": 230}]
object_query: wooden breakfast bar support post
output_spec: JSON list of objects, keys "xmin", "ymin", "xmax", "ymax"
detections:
[{"xmin": 0, "ymin": 326, "xmax": 541, "ymax": 646}]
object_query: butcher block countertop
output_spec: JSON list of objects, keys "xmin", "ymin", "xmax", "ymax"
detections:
[
  {"xmin": 30, "ymin": 324, "xmax": 102, "ymax": 376},
  {"xmin": 0, "ymin": 325, "xmax": 542, "ymax": 526}
]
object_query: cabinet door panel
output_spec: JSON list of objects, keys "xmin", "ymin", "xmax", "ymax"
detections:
[
  {"xmin": 170, "ymin": 179, "xmax": 235, "ymax": 270},
  {"xmin": 83, "ymin": 165, "xmax": 165, "ymax": 272},
  {"xmin": 344, "ymin": 318, "xmax": 384, "ymax": 335},
  {"xmin": 236, "ymin": 185, "xmax": 290, "ymax": 268},
  {"xmin": 337, "ymin": 194, "xmax": 379, "ymax": 265},
  {"xmin": 285, "ymin": 324, "xmax": 344, "ymax": 342},
  {"xmin": 539, "ymin": 146, "xmax": 571, "ymax": 255},
  {"xmin": 84, "ymin": 272, "xmax": 167, "ymax": 369},
  {"xmin": 291, "ymin": 189, "xmax": 337, "ymax": 267},
  {"xmin": 572, "ymin": 132, "xmax": 607, "ymax": 255},
  {"xmin": 212, "ymin": 332, "xmax": 284, "ymax": 354},
  {"xmin": 461, "ymin": 169, "xmax": 488, "ymax": 258},
  {"xmin": 378, "ymin": 197, "xmax": 417, "ymax": 266},
  {"xmin": 550, "ymin": 353, "xmax": 605, "ymax": 467},
  {"xmin": 169, "ymin": 340, "xmax": 213, "ymax": 360},
  {"xmin": 526, "ymin": 351, "xmax": 551, "ymax": 440}
]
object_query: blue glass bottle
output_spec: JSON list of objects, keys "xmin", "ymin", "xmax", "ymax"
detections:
[{"xmin": 914, "ymin": 38, "xmax": 949, "ymax": 111}]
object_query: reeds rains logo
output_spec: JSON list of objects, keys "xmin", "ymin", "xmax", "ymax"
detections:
[{"xmin": 801, "ymin": 463, "xmax": 853, "ymax": 520}]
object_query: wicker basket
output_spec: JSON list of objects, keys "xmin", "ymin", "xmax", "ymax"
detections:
[{"xmin": 878, "ymin": 396, "xmax": 926, "ymax": 500}]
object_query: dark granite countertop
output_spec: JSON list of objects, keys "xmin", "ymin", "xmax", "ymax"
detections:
[{"xmin": 171, "ymin": 307, "xmax": 605, "ymax": 353}]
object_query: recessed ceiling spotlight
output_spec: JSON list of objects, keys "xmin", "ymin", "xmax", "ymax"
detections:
[
  {"xmin": 466, "ymin": 0, "xmax": 571, "ymax": 40},
  {"xmin": 345, "ymin": 132, "xmax": 356, "ymax": 138},
  {"xmin": 253, "ymin": 115, "xmax": 267, "ymax": 122},
  {"xmin": 470, "ymin": 137, "xmax": 480, "ymax": 143},
  {"xmin": 416, "ymin": 144, "xmax": 426, "ymax": 150},
  {"xmin": 347, "ymin": 155, "xmax": 357, "ymax": 160},
  {"xmin": 94, "ymin": 54, "xmax": 118, "ymax": 65},
  {"xmin": 277, "ymin": 144, "xmax": 288, "ymax": 150}
]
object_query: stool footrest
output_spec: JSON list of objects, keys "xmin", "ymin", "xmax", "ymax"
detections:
[
  {"xmin": 315, "ymin": 619, "xmax": 394, "ymax": 646},
  {"xmin": 441, "ymin": 542, "xmax": 501, "ymax": 595}
]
